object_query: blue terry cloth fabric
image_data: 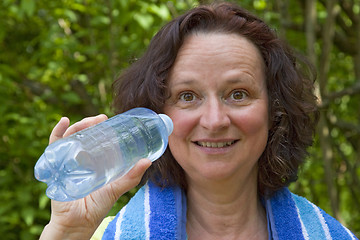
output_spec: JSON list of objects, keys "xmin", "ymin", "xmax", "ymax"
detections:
[
  {"xmin": 102, "ymin": 181, "xmax": 186, "ymax": 240},
  {"xmin": 265, "ymin": 188, "xmax": 358, "ymax": 240},
  {"xmin": 102, "ymin": 181, "xmax": 358, "ymax": 240}
]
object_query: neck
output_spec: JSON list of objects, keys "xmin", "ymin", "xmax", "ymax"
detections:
[{"xmin": 185, "ymin": 174, "xmax": 268, "ymax": 240}]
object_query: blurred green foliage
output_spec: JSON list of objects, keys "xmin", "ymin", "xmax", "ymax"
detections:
[{"xmin": 0, "ymin": 0, "xmax": 359, "ymax": 239}]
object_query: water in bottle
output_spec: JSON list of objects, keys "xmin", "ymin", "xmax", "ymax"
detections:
[{"xmin": 34, "ymin": 107, "xmax": 173, "ymax": 202}]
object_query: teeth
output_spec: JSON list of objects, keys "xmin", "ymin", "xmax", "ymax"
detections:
[{"xmin": 197, "ymin": 141, "xmax": 235, "ymax": 148}]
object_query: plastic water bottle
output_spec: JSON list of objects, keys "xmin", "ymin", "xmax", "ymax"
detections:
[{"xmin": 34, "ymin": 107, "xmax": 173, "ymax": 202}]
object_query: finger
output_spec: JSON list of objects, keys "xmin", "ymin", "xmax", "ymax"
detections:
[
  {"xmin": 107, "ymin": 158, "xmax": 152, "ymax": 201},
  {"xmin": 49, "ymin": 117, "xmax": 70, "ymax": 144},
  {"xmin": 63, "ymin": 114, "xmax": 108, "ymax": 138}
]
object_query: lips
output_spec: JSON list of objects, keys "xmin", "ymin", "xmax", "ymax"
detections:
[{"xmin": 194, "ymin": 140, "xmax": 237, "ymax": 148}]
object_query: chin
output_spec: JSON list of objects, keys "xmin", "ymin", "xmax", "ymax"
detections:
[
  {"xmin": 196, "ymin": 163, "xmax": 240, "ymax": 181},
  {"xmin": 188, "ymin": 161, "xmax": 259, "ymax": 185}
]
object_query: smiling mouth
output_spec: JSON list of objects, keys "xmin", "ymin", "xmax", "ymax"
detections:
[{"xmin": 194, "ymin": 140, "xmax": 237, "ymax": 148}]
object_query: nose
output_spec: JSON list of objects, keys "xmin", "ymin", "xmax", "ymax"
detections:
[{"xmin": 199, "ymin": 98, "xmax": 231, "ymax": 131}]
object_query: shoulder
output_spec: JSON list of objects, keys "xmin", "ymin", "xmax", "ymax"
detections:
[
  {"xmin": 267, "ymin": 188, "xmax": 358, "ymax": 239},
  {"xmin": 290, "ymin": 191, "xmax": 357, "ymax": 239}
]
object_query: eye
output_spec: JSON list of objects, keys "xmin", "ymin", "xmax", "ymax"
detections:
[
  {"xmin": 230, "ymin": 90, "xmax": 248, "ymax": 101},
  {"xmin": 179, "ymin": 92, "xmax": 196, "ymax": 102}
]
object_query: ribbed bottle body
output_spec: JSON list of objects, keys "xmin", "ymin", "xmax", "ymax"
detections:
[{"xmin": 34, "ymin": 108, "xmax": 173, "ymax": 201}]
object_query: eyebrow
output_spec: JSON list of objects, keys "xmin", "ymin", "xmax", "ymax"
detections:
[
  {"xmin": 168, "ymin": 79, "xmax": 197, "ymax": 88},
  {"xmin": 168, "ymin": 70, "xmax": 261, "ymax": 88},
  {"xmin": 225, "ymin": 78, "xmax": 248, "ymax": 84},
  {"xmin": 174, "ymin": 78, "xmax": 253, "ymax": 85}
]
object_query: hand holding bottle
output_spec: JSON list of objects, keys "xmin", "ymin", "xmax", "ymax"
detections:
[
  {"xmin": 35, "ymin": 108, "xmax": 173, "ymax": 202},
  {"xmin": 39, "ymin": 115, "xmax": 152, "ymax": 240}
]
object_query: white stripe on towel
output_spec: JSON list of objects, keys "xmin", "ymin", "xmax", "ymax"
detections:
[
  {"xmin": 295, "ymin": 205, "xmax": 310, "ymax": 240},
  {"xmin": 311, "ymin": 202, "xmax": 332, "ymax": 240},
  {"xmin": 144, "ymin": 183, "xmax": 151, "ymax": 240},
  {"xmin": 343, "ymin": 225, "xmax": 356, "ymax": 240},
  {"xmin": 115, "ymin": 205, "xmax": 127, "ymax": 240}
]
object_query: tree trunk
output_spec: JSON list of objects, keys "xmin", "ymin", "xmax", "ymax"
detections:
[
  {"xmin": 305, "ymin": 0, "xmax": 316, "ymax": 64},
  {"xmin": 274, "ymin": 0, "xmax": 290, "ymax": 39},
  {"xmin": 317, "ymin": 0, "xmax": 341, "ymax": 221},
  {"xmin": 353, "ymin": 3, "xmax": 360, "ymax": 197}
]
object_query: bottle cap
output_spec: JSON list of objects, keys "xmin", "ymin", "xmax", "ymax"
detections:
[{"xmin": 159, "ymin": 114, "xmax": 173, "ymax": 136}]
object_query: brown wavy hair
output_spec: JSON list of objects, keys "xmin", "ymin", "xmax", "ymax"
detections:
[{"xmin": 112, "ymin": 2, "xmax": 319, "ymax": 196}]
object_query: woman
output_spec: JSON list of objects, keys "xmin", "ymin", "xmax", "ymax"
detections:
[{"xmin": 39, "ymin": 2, "xmax": 358, "ymax": 240}]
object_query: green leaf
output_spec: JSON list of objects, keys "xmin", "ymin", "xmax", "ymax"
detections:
[
  {"xmin": 134, "ymin": 13, "xmax": 154, "ymax": 30},
  {"xmin": 253, "ymin": 0, "xmax": 266, "ymax": 10},
  {"xmin": 20, "ymin": 0, "xmax": 36, "ymax": 17},
  {"xmin": 148, "ymin": 4, "xmax": 171, "ymax": 20},
  {"xmin": 90, "ymin": 16, "xmax": 111, "ymax": 26},
  {"xmin": 22, "ymin": 208, "xmax": 35, "ymax": 226},
  {"xmin": 61, "ymin": 92, "xmax": 82, "ymax": 104}
]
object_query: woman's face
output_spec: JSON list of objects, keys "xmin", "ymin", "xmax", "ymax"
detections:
[{"xmin": 164, "ymin": 33, "xmax": 269, "ymax": 185}]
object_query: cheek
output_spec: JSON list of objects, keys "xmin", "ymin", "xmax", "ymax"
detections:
[
  {"xmin": 165, "ymin": 109, "xmax": 197, "ymax": 145},
  {"xmin": 236, "ymin": 104, "xmax": 269, "ymax": 138},
  {"xmin": 166, "ymin": 110, "xmax": 197, "ymax": 165}
]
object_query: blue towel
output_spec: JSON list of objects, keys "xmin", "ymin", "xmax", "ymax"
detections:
[
  {"xmin": 102, "ymin": 181, "xmax": 358, "ymax": 240},
  {"xmin": 102, "ymin": 181, "xmax": 186, "ymax": 240}
]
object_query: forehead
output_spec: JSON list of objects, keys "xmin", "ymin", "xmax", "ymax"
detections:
[
  {"xmin": 168, "ymin": 32, "xmax": 266, "ymax": 87},
  {"xmin": 180, "ymin": 31, "xmax": 262, "ymax": 54}
]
